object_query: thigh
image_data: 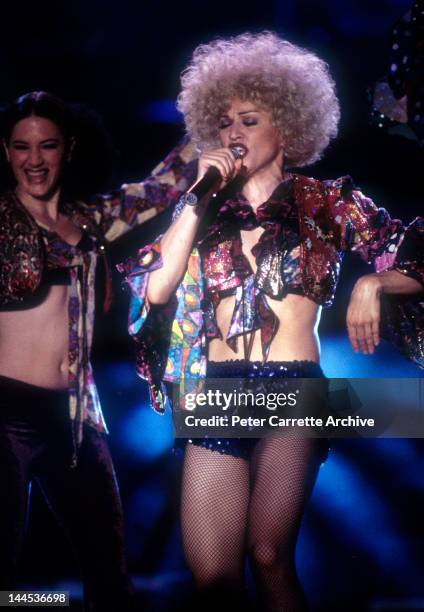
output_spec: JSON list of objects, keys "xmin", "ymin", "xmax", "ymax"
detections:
[
  {"xmin": 248, "ymin": 437, "xmax": 325, "ymax": 546},
  {"xmin": 37, "ymin": 427, "xmax": 128, "ymax": 572},
  {"xmin": 38, "ymin": 427, "xmax": 124, "ymax": 551},
  {"xmin": 181, "ymin": 443, "xmax": 250, "ymax": 573},
  {"xmin": 37, "ymin": 427, "xmax": 133, "ymax": 609}
]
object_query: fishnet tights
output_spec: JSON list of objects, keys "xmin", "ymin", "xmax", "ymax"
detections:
[{"xmin": 181, "ymin": 438, "xmax": 323, "ymax": 612}]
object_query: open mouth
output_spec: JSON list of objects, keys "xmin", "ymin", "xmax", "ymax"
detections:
[
  {"xmin": 25, "ymin": 169, "xmax": 48, "ymax": 183},
  {"xmin": 229, "ymin": 144, "xmax": 248, "ymax": 159}
]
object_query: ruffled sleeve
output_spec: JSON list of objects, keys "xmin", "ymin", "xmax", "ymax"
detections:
[
  {"xmin": 326, "ymin": 177, "xmax": 424, "ymax": 367},
  {"xmin": 392, "ymin": 217, "xmax": 424, "ymax": 286},
  {"xmin": 85, "ymin": 138, "xmax": 197, "ymax": 242},
  {"xmin": 118, "ymin": 240, "xmax": 206, "ymax": 412},
  {"xmin": 117, "ymin": 240, "xmax": 175, "ymax": 412},
  {"xmin": 380, "ymin": 217, "xmax": 424, "ymax": 369},
  {"xmin": 325, "ymin": 176, "xmax": 406, "ymax": 271}
]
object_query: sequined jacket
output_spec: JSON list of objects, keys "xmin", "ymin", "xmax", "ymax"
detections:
[
  {"xmin": 0, "ymin": 138, "xmax": 196, "ymax": 458},
  {"xmin": 119, "ymin": 173, "xmax": 424, "ymax": 413}
]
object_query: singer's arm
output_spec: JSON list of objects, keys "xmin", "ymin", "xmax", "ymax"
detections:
[
  {"xmin": 147, "ymin": 148, "xmax": 241, "ymax": 305},
  {"xmin": 146, "ymin": 204, "xmax": 203, "ymax": 304}
]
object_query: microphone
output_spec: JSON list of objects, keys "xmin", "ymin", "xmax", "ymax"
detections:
[
  {"xmin": 229, "ymin": 144, "xmax": 247, "ymax": 160},
  {"xmin": 189, "ymin": 145, "xmax": 246, "ymax": 202}
]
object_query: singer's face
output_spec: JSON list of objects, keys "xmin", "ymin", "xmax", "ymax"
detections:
[{"xmin": 218, "ymin": 98, "xmax": 284, "ymax": 177}]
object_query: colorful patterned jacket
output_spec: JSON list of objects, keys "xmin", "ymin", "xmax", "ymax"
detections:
[{"xmin": 118, "ymin": 173, "xmax": 424, "ymax": 413}]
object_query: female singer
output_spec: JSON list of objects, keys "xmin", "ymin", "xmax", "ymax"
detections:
[{"xmin": 120, "ymin": 33, "xmax": 423, "ymax": 611}]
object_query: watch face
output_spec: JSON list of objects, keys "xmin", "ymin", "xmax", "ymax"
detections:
[{"xmin": 184, "ymin": 192, "xmax": 198, "ymax": 206}]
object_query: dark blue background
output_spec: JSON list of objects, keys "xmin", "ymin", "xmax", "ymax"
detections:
[{"xmin": 2, "ymin": 1, "xmax": 423, "ymax": 610}]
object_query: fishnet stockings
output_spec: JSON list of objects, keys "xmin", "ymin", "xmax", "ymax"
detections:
[
  {"xmin": 181, "ymin": 444, "xmax": 250, "ymax": 610},
  {"xmin": 181, "ymin": 438, "xmax": 323, "ymax": 612}
]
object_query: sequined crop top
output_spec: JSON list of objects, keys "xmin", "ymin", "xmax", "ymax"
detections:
[{"xmin": 198, "ymin": 178, "xmax": 304, "ymax": 359}]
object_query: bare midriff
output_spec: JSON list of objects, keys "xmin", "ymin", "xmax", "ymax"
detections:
[
  {"xmin": 207, "ymin": 227, "xmax": 321, "ymax": 363},
  {"xmin": 0, "ymin": 285, "xmax": 70, "ymax": 389},
  {"xmin": 208, "ymin": 292, "xmax": 321, "ymax": 363}
]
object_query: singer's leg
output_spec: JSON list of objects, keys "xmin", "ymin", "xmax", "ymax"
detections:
[
  {"xmin": 181, "ymin": 443, "xmax": 250, "ymax": 611},
  {"xmin": 247, "ymin": 437, "xmax": 324, "ymax": 612}
]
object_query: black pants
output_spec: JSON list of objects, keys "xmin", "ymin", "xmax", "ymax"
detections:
[{"xmin": 0, "ymin": 376, "xmax": 134, "ymax": 611}]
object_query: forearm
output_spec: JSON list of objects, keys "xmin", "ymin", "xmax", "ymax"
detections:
[
  {"xmin": 365, "ymin": 270, "xmax": 423, "ymax": 296},
  {"xmin": 146, "ymin": 146, "xmax": 241, "ymax": 304},
  {"xmin": 347, "ymin": 269, "xmax": 423, "ymax": 354},
  {"xmin": 146, "ymin": 203, "xmax": 203, "ymax": 304}
]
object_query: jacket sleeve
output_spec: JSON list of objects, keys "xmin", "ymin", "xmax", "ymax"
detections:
[
  {"xmin": 117, "ymin": 239, "xmax": 175, "ymax": 412},
  {"xmin": 379, "ymin": 216, "xmax": 424, "ymax": 369},
  {"xmin": 326, "ymin": 177, "xmax": 424, "ymax": 368},
  {"xmin": 86, "ymin": 137, "xmax": 197, "ymax": 242},
  {"xmin": 325, "ymin": 176, "xmax": 423, "ymax": 283},
  {"xmin": 117, "ymin": 237, "xmax": 206, "ymax": 410}
]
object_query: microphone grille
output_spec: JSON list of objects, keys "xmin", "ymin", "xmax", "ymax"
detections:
[{"xmin": 229, "ymin": 145, "xmax": 246, "ymax": 160}]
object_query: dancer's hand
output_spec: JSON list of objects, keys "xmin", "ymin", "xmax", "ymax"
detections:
[{"xmin": 347, "ymin": 274, "xmax": 383, "ymax": 354}]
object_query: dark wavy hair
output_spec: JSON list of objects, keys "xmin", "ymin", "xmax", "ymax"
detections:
[{"xmin": 0, "ymin": 91, "xmax": 115, "ymax": 199}]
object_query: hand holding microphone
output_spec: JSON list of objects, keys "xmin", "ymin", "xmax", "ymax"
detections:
[{"xmin": 187, "ymin": 145, "xmax": 247, "ymax": 205}]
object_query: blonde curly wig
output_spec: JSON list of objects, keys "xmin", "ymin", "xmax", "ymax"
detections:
[{"xmin": 177, "ymin": 32, "xmax": 340, "ymax": 167}]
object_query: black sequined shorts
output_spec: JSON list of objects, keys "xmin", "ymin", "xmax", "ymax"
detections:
[{"xmin": 175, "ymin": 359, "xmax": 328, "ymax": 460}]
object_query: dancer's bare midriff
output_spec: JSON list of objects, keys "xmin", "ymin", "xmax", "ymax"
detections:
[{"xmin": 0, "ymin": 285, "xmax": 70, "ymax": 389}]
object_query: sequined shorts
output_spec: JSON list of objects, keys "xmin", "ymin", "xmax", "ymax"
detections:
[{"xmin": 176, "ymin": 359, "xmax": 327, "ymax": 460}]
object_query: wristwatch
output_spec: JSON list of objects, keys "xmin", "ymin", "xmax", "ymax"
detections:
[
  {"xmin": 179, "ymin": 192, "xmax": 198, "ymax": 206},
  {"xmin": 172, "ymin": 191, "xmax": 199, "ymax": 221}
]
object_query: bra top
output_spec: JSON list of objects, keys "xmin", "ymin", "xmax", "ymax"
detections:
[
  {"xmin": 39, "ymin": 226, "xmax": 95, "ymax": 256},
  {"xmin": 0, "ymin": 229, "xmax": 96, "ymax": 311},
  {"xmin": 39, "ymin": 229, "xmax": 95, "ymax": 287}
]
